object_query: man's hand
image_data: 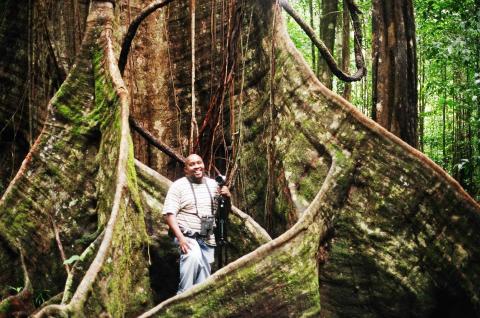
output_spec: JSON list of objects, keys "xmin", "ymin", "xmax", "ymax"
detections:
[
  {"xmin": 165, "ymin": 214, "xmax": 191, "ymax": 254},
  {"xmin": 178, "ymin": 237, "xmax": 191, "ymax": 254},
  {"xmin": 219, "ymin": 185, "xmax": 231, "ymax": 197}
]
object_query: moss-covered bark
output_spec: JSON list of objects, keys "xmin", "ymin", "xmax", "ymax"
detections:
[
  {"xmin": 0, "ymin": 2, "xmax": 149, "ymax": 316},
  {"xmin": 0, "ymin": 2, "xmax": 270, "ymax": 317},
  {"xmin": 138, "ymin": 1, "xmax": 480, "ymax": 317},
  {"xmin": 0, "ymin": 0, "xmax": 89, "ymax": 197},
  {"xmin": 0, "ymin": 13, "xmax": 99, "ymax": 301}
]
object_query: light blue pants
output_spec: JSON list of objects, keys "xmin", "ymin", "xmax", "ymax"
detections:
[{"xmin": 175, "ymin": 236, "xmax": 215, "ymax": 294}]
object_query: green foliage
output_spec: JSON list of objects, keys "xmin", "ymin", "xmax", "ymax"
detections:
[
  {"xmin": 34, "ymin": 289, "xmax": 51, "ymax": 307},
  {"xmin": 285, "ymin": 0, "xmax": 373, "ymax": 112},
  {"xmin": 0, "ymin": 299, "xmax": 11, "ymax": 314},
  {"xmin": 416, "ymin": 0, "xmax": 480, "ymax": 199},
  {"xmin": 7, "ymin": 285, "xmax": 22, "ymax": 293},
  {"xmin": 283, "ymin": 0, "xmax": 321, "ymax": 68},
  {"xmin": 63, "ymin": 254, "xmax": 81, "ymax": 265}
]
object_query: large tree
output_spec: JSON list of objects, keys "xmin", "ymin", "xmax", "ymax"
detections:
[
  {"xmin": 0, "ymin": 1, "xmax": 479, "ymax": 317},
  {"xmin": 371, "ymin": 0, "xmax": 419, "ymax": 147}
]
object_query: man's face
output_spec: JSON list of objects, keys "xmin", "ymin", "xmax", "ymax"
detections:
[{"xmin": 184, "ymin": 154, "xmax": 205, "ymax": 181}]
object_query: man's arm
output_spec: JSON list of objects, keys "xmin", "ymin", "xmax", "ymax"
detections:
[{"xmin": 165, "ymin": 213, "xmax": 191, "ymax": 254}]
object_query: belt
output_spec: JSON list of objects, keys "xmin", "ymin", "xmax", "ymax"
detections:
[{"xmin": 184, "ymin": 232, "xmax": 208, "ymax": 239}]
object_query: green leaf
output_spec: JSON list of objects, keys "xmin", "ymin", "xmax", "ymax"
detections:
[{"xmin": 64, "ymin": 255, "xmax": 81, "ymax": 265}]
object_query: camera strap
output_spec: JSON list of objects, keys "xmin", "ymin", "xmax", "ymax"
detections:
[{"xmin": 187, "ymin": 177, "xmax": 214, "ymax": 217}]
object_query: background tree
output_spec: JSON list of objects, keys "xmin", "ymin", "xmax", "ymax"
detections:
[
  {"xmin": 285, "ymin": 0, "xmax": 480, "ymax": 201},
  {"xmin": 415, "ymin": 0, "xmax": 480, "ymax": 199},
  {"xmin": 341, "ymin": 0, "xmax": 352, "ymax": 100},
  {"xmin": 371, "ymin": 0, "xmax": 418, "ymax": 148},
  {"xmin": 317, "ymin": 0, "xmax": 339, "ymax": 88}
]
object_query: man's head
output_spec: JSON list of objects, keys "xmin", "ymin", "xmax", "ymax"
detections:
[{"xmin": 184, "ymin": 154, "xmax": 205, "ymax": 182}]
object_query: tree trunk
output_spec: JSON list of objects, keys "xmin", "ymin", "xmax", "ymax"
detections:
[
  {"xmin": 1, "ymin": 1, "xmax": 480, "ymax": 317},
  {"xmin": 341, "ymin": 0, "xmax": 351, "ymax": 100},
  {"xmin": 371, "ymin": 0, "xmax": 418, "ymax": 148},
  {"xmin": 309, "ymin": 0, "xmax": 317, "ymax": 72},
  {"xmin": 120, "ymin": 0, "xmax": 183, "ymax": 180},
  {"xmin": 418, "ymin": 52, "xmax": 425, "ymax": 152},
  {"xmin": 0, "ymin": 3, "xmax": 269, "ymax": 317},
  {"xmin": 0, "ymin": 0, "xmax": 89, "ymax": 197},
  {"xmin": 442, "ymin": 64, "xmax": 448, "ymax": 168},
  {"xmin": 317, "ymin": 0, "xmax": 339, "ymax": 89}
]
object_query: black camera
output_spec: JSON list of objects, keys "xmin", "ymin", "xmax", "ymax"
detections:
[
  {"xmin": 200, "ymin": 215, "xmax": 215, "ymax": 236},
  {"xmin": 215, "ymin": 175, "xmax": 226, "ymax": 186}
]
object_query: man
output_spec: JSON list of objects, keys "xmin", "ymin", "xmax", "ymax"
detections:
[{"xmin": 163, "ymin": 154, "xmax": 230, "ymax": 294}]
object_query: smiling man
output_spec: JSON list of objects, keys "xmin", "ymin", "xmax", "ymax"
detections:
[{"xmin": 163, "ymin": 154, "xmax": 230, "ymax": 294}]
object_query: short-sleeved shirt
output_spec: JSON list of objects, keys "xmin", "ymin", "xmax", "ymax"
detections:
[{"xmin": 163, "ymin": 176, "xmax": 218, "ymax": 245}]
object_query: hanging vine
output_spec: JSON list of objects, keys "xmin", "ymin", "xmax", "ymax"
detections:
[
  {"xmin": 189, "ymin": 0, "xmax": 198, "ymax": 153},
  {"xmin": 280, "ymin": 0, "xmax": 367, "ymax": 82},
  {"xmin": 193, "ymin": 0, "xmax": 242, "ymax": 174},
  {"xmin": 263, "ymin": 0, "xmax": 281, "ymax": 234}
]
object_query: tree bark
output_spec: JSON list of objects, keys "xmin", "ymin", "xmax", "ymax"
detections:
[
  {"xmin": 0, "ymin": 3, "xmax": 269, "ymax": 317},
  {"xmin": 418, "ymin": 52, "xmax": 425, "ymax": 152},
  {"xmin": 0, "ymin": 0, "xmax": 89, "ymax": 197},
  {"xmin": 371, "ymin": 0, "xmax": 418, "ymax": 148},
  {"xmin": 317, "ymin": 0, "xmax": 339, "ymax": 89},
  {"xmin": 341, "ymin": 0, "xmax": 351, "ymax": 100},
  {"xmin": 309, "ymin": 0, "xmax": 317, "ymax": 72}
]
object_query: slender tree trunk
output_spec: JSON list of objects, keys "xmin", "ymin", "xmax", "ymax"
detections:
[
  {"xmin": 362, "ymin": 14, "xmax": 370, "ymax": 115},
  {"xmin": 341, "ymin": 0, "xmax": 351, "ymax": 100},
  {"xmin": 418, "ymin": 52, "xmax": 425, "ymax": 152},
  {"xmin": 371, "ymin": 0, "xmax": 418, "ymax": 148},
  {"xmin": 467, "ymin": 100, "xmax": 474, "ymax": 192},
  {"xmin": 452, "ymin": 70, "xmax": 471, "ymax": 192},
  {"xmin": 442, "ymin": 65, "xmax": 447, "ymax": 168},
  {"xmin": 453, "ymin": 92, "xmax": 459, "ymax": 178},
  {"xmin": 475, "ymin": 14, "xmax": 480, "ymax": 199},
  {"xmin": 309, "ymin": 0, "xmax": 316, "ymax": 71},
  {"xmin": 317, "ymin": 0, "xmax": 339, "ymax": 89}
]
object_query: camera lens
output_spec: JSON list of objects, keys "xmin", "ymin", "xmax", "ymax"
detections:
[{"xmin": 215, "ymin": 175, "xmax": 226, "ymax": 185}]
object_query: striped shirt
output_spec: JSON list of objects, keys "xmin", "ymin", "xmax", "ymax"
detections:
[{"xmin": 163, "ymin": 176, "xmax": 218, "ymax": 245}]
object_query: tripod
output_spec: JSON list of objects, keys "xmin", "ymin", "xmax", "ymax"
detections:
[{"xmin": 215, "ymin": 194, "xmax": 230, "ymax": 268}]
